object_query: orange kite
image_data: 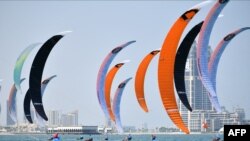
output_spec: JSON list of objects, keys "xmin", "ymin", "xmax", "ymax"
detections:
[
  {"xmin": 105, "ymin": 62, "xmax": 126, "ymax": 121},
  {"xmin": 135, "ymin": 50, "xmax": 160, "ymax": 112},
  {"xmin": 158, "ymin": 8, "xmax": 199, "ymax": 134}
]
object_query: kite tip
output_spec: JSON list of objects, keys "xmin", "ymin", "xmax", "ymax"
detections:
[
  {"xmin": 218, "ymin": 14, "xmax": 224, "ymax": 18},
  {"xmin": 128, "ymin": 77, "xmax": 133, "ymax": 81},
  {"xmin": 190, "ymin": 0, "xmax": 212, "ymax": 10},
  {"xmin": 129, "ymin": 40, "xmax": 136, "ymax": 44},
  {"xmin": 58, "ymin": 30, "xmax": 72, "ymax": 36},
  {"xmin": 122, "ymin": 59, "xmax": 131, "ymax": 63}
]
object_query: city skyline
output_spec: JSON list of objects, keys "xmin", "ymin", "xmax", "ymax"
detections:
[
  {"xmin": 179, "ymin": 41, "xmax": 249, "ymax": 133},
  {"xmin": 0, "ymin": 0, "xmax": 250, "ymax": 129}
]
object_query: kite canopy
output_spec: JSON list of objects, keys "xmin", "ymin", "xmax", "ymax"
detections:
[
  {"xmin": 135, "ymin": 50, "xmax": 160, "ymax": 112},
  {"xmin": 208, "ymin": 27, "xmax": 250, "ymax": 92},
  {"xmin": 174, "ymin": 21, "xmax": 204, "ymax": 112},
  {"xmin": 197, "ymin": 0, "xmax": 229, "ymax": 113},
  {"xmin": 112, "ymin": 77, "xmax": 132, "ymax": 133},
  {"xmin": 14, "ymin": 43, "xmax": 41, "ymax": 93},
  {"xmin": 24, "ymin": 75, "xmax": 57, "ymax": 124},
  {"xmin": 96, "ymin": 41, "xmax": 136, "ymax": 120},
  {"xmin": 157, "ymin": 3, "xmax": 202, "ymax": 133},
  {"xmin": 26, "ymin": 31, "xmax": 70, "ymax": 121},
  {"xmin": 105, "ymin": 62, "xmax": 127, "ymax": 121},
  {"xmin": 8, "ymin": 78, "xmax": 25, "ymax": 123},
  {"xmin": 37, "ymin": 75, "xmax": 57, "ymax": 126}
]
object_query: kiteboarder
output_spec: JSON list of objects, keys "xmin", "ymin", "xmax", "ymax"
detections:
[
  {"xmin": 212, "ymin": 137, "xmax": 221, "ymax": 141},
  {"xmin": 104, "ymin": 135, "xmax": 108, "ymax": 140},
  {"xmin": 151, "ymin": 134, "xmax": 157, "ymax": 141},
  {"xmin": 121, "ymin": 134, "xmax": 132, "ymax": 141},
  {"xmin": 85, "ymin": 138, "xmax": 93, "ymax": 141},
  {"xmin": 48, "ymin": 133, "xmax": 60, "ymax": 141},
  {"xmin": 83, "ymin": 135, "xmax": 93, "ymax": 141},
  {"xmin": 76, "ymin": 136, "xmax": 84, "ymax": 140},
  {"xmin": 127, "ymin": 134, "xmax": 132, "ymax": 140}
]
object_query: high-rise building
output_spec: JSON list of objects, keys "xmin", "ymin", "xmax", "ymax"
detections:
[
  {"xmin": 179, "ymin": 41, "xmax": 249, "ymax": 132},
  {"xmin": 7, "ymin": 100, "xmax": 15, "ymax": 126},
  {"xmin": 71, "ymin": 110, "xmax": 78, "ymax": 126},
  {"xmin": 60, "ymin": 110, "xmax": 78, "ymax": 126},
  {"xmin": 180, "ymin": 41, "xmax": 213, "ymax": 111},
  {"xmin": 48, "ymin": 110, "xmax": 60, "ymax": 127},
  {"xmin": 179, "ymin": 41, "xmax": 213, "ymax": 132}
]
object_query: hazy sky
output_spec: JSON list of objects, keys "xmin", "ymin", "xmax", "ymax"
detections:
[{"xmin": 0, "ymin": 0, "xmax": 250, "ymax": 129}]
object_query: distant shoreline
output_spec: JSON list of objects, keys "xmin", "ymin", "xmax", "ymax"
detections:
[
  {"xmin": 0, "ymin": 132, "xmax": 222, "ymax": 136},
  {"xmin": 111, "ymin": 132, "xmax": 222, "ymax": 135}
]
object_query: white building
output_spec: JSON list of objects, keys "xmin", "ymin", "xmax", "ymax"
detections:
[
  {"xmin": 48, "ymin": 110, "xmax": 60, "ymax": 127},
  {"xmin": 60, "ymin": 110, "xmax": 78, "ymax": 126},
  {"xmin": 47, "ymin": 126, "xmax": 99, "ymax": 134}
]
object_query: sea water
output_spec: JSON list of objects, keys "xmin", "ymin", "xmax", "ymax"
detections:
[{"xmin": 0, "ymin": 133, "xmax": 223, "ymax": 141}]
